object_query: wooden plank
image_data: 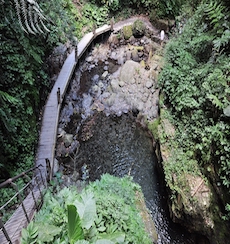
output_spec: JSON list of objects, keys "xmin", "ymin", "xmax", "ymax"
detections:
[
  {"xmin": 95, "ymin": 24, "xmax": 111, "ymax": 37},
  {"xmin": 78, "ymin": 32, "xmax": 94, "ymax": 59},
  {"xmin": 0, "ymin": 24, "xmax": 113, "ymax": 244},
  {"xmin": 0, "ymin": 190, "xmax": 41, "ymax": 244}
]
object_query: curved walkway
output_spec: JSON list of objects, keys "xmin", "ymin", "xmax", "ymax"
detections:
[
  {"xmin": 36, "ymin": 24, "xmax": 111, "ymax": 182},
  {"xmin": 0, "ymin": 24, "xmax": 111, "ymax": 244},
  {"xmin": 0, "ymin": 17, "xmax": 161, "ymax": 243}
]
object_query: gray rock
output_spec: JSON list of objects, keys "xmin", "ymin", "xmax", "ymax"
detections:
[
  {"xmin": 110, "ymin": 79, "xmax": 120, "ymax": 92},
  {"xmin": 92, "ymin": 74, "xmax": 100, "ymax": 82},
  {"xmin": 119, "ymin": 60, "xmax": 140, "ymax": 83},
  {"xmin": 137, "ymin": 101, "xmax": 144, "ymax": 111},
  {"xmin": 142, "ymin": 93, "xmax": 149, "ymax": 103},
  {"xmin": 53, "ymin": 159, "xmax": 59, "ymax": 176},
  {"xmin": 64, "ymin": 133, "xmax": 73, "ymax": 147},
  {"xmin": 92, "ymin": 85, "xmax": 99, "ymax": 93},
  {"xmin": 86, "ymin": 56, "xmax": 93, "ymax": 62},
  {"xmin": 101, "ymin": 92, "xmax": 111, "ymax": 99},
  {"xmin": 88, "ymin": 64, "xmax": 95, "ymax": 70},
  {"xmin": 119, "ymin": 80, "xmax": 125, "ymax": 87},
  {"xmin": 110, "ymin": 51, "xmax": 117, "ymax": 60},
  {"xmin": 117, "ymin": 56, "xmax": 125, "ymax": 65},
  {"xmin": 131, "ymin": 49, "xmax": 139, "ymax": 62},
  {"xmin": 98, "ymin": 81, "xmax": 103, "ymax": 87},
  {"xmin": 102, "ymin": 71, "xmax": 109, "ymax": 79},
  {"xmin": 150, "ymin": 87, "xmax": 156, "ymax": 94},
  {"xmin": 71, "ymin": 93, "xmax": 78, "ymax": 101},
  {"xmin": 146, "ymin": 80, "xmax": 153, "ymax": 88}
]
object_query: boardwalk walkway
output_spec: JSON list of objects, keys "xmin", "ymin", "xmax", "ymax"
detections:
[
  {"xmin": 0, "ymin": 189, "xmax": 42, "ymax": 244},
  {"xmin": 36, "ymin": 49, "xmax": 76, "ymax": 180},
  {"xmin": 0, "ymin": 24, "xmax": 112, "ymax": 244}
]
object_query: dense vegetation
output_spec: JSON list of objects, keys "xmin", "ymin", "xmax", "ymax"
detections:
[
  {"xmin": 0, "ymin": 0, "xmax": 203, "ymax": 183},
  {"xmin": 1, "ymin": 0, "xmax": 230, "ymax": 242},
  {"xmin": 21, "ymin": 174, "xmax": 152, "ymax": 244},
  {"xmin": 0, "ymin": 0, "xmax": 77, "ymax": 182},
  {"xmin": 159, "ymin": 0, "xmax": 230, "ymax": 220}
]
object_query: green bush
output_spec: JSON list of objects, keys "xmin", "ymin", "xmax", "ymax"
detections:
[
  {"xmin": 159, "ymin": 0, "xmax": 230, "ymax": 219},
  {"xmin": 0, "ymin": 0, "xmax": 77, "ymax": 179},
  {"xmin": 21, "ymin": 174, "xmax": 152, "ymax": 244}
]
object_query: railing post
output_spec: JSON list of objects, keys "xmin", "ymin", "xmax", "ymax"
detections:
[
  {"xmin": 57, "ymin": 87, "xmax": 61, "ymax": 104},
  {"xmin": 93, "ymin": 23, "xmax": 96, "ymax": 36},
  {"xmin": 46, "ymin": 158, "xmax": 51, "ymax": 182},
  {"xmin": 23, "ymin": 174, "xmax": 39, "ymax": 211},
  {"xmin": 10, "ymin": 182, "xmax": 30, "ymax": 223},
  {"xmin": 37, "ymin": 165, "xmax": 46, "ymax": 188},
  {"xmin": 34, "ymin": 176, "xmax": 44, "ymax": 208},
  {"xmin": 110, "ymin": 17, "xmax": 114, "ymax": 31},
  {"xmin": 75, "ymin": 47, "xmax": 78, "ymax": 63},
  {"xmin": 0, "ymin": 218, "xmax": 12, "ymax": 244}
]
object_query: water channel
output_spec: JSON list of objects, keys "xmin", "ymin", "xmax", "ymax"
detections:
[{"xmin": 56, "ymin": 34, "xmax": 203, "ymax": 243}]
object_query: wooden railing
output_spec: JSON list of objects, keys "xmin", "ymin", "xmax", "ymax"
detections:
[
  {"xmin": 0, "ymin": 22, "xmax": 113, "ymax": 244},
  {"xmin": 0, "ymin": 165, "xmax": 46, "ymax": 243}
]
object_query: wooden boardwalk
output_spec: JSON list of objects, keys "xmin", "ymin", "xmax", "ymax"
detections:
[
  {"xmin": 0, "ymin": 24, "xmax": 112, "ymax": 244},
  {"xmin": 78, "ymin": 24, "xmax": 111, "ymax": 59},
  {"xmin": 0, "ymin": 189, "xmax": 42, "ymax": 244},
  {"xmin": 35, "ymin": 49, "xmax": 76, "ymax": 180}
]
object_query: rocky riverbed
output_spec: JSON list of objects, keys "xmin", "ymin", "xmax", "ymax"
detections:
[
  {"xmin": 56, "ymin": 18, "xmax": 165, "ymax": 160},
  {"xmin": 54, "ymin": 18, "xmax": 212, "ymax": 244}
]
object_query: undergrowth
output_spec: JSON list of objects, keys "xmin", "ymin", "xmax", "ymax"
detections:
[
  {"xmin": 21, "ymin": 174, "xmax": 152, "ymax": 244},
  {"xmin": 158, "ymin": 0, "xmax": 230, "ymax": 225}
]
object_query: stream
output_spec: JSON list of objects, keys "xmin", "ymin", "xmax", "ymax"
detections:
[{"xmin": 55, "ymin": 32, "xmax": 202, "ymax": 243}]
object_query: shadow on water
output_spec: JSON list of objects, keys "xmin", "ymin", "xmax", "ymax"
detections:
[
  {"xmin": 63, "ymin": 111, "xmax": 197, "ymax": 244},
  {"xmin": 58, "ymin": 44, "xmax": 209, "ymax": 243}
]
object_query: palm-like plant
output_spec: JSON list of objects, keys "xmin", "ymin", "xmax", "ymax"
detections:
[
  {"xmin": 0, "ymin": 0, "xmax": 50, "ymax": 34},
  {"xmin": 14, "ymin": 0, "xmax": 50, "ymax": 34}
]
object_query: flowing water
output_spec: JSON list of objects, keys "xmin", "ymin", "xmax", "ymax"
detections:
[
  {"xmin": 69, "ymin": 112, "xmax": 196, "ymax": 244},
  {"xmin": 57, "ymin": 46, "xmax": 204, "ymax": 243}
]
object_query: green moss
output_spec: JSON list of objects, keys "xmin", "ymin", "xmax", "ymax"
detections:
[
  {"xmin": 123, "ymin": 25, "xmax": 133, "ymax": 40},
  {"xmin": 132, "ymin": 19, "xmax": 145, "ymax": 37},
  {"xmin": 147, "ymin": 118, "xmax": 160, "ymax": 140}
]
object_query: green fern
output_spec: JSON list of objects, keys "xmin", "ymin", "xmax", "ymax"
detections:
[
  {"xmin": 204, "ymin": 1, "xmax": 230, "ymax": 53},
  {"xmin": 213, "ymin": 29, "xmax": 230, "ymax": 52},
  {"xmin": 204, "ymin": 1, "xmax": 225, "ymax": 31},
  {"xmin": 12, "ymin": 0, "xmax": 50, "ymax": 34}
]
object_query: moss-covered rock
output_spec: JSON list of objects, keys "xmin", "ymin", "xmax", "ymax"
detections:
[
  {"xmin": 123, "ymin": 25, "xmax": 133, "ymax": 40},
  {"xmin": 132, "ymin": 19, "xmax": 146, "ymax": 38},
  {"xmin": 156, "ymin": 108, "xmax": 229, "ymax": 244}
]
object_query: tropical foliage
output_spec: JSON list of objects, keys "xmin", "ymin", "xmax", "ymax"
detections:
[
  {"xmin": 90, "ymin": 0, "xmax": 203, "ymax": 18},
  {"xmin": 0, "ymin": 0, "xmax": 76, "ymax": 181},
  {"xmin": 159, "ymin": 0, "xmax": 230, "ymax": 220},
  {"xmin": 21, "ymin": 174, "xmax": 152, "ymax": 244}
]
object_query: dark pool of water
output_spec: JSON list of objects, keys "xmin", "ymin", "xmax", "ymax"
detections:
[
  {"xmin": 62, "ymin": 111, "xmax": 197, "ymax": 243},
  {"xmin": 57, "ymin": 52, "xmax": 206, "ymax": 243}
]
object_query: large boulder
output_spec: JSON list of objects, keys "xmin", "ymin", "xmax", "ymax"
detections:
[
  {"xmin": 132, "ymin": 19, "xmax": 146, "ymax": 38},
  {"xmin": 119, "ymin": 60, "xmax": 140, "ymax": 83}
]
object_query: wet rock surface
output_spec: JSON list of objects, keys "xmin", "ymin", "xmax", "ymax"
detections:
[{"xmin": 55, "ymin": 18, "xmax": 202, "ymax": 244}]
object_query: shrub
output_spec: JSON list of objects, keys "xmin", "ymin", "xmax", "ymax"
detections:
[{"xmin": 21, "ymin": 174, "xmax": 152, "ymax": 243}]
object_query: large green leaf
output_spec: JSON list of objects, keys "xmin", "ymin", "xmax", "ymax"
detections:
[
  {"xmin": 68, "ymin": 205, "xmax": 84, "ymax": 243},
  {"xmin": 74, "ymin": 241, "xmax": 90, "ymax": 244},
  {"xmin": 74, "ymin": 190, "xmax": 96, "ymax": 230},
  {"xmin": 224, "ymin": 105, "xmax": 230, "ymax": 117},
  {"xmin": 35, "ymin": 223, "xmax": 62, "ymax": 242}
]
